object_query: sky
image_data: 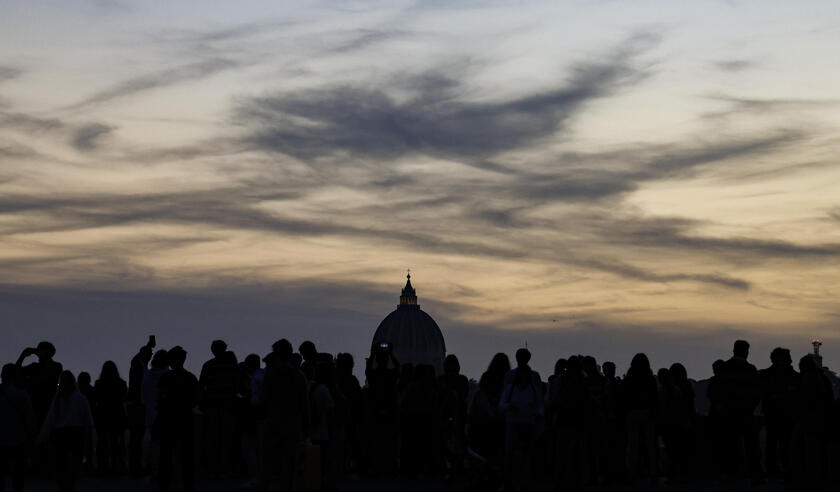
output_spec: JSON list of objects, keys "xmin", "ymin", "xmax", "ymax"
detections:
[{"xmin": 1, "ymin": 0, "xmax": 839, "ymax": 381}]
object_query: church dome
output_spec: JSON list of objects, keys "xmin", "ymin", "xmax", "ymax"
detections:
[{"xmin": 371, "ymin": 273, "xmax": 446, "ymax": 373}]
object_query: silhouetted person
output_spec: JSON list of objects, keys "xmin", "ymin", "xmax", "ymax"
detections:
[
  {"xmin": 260, "ymin": 339, "xmax": 309, "ymax": 492},
  {"xmin": 790, "ymin": 354, "xmax": 833, "ymax": 491},
  {"xmin": 243, "ymin": 353, "xmax": 268, "ymax": 489},
  {"xmin": 299, "ymin": 341, "xmax": 318, "ymax": 366},
  {"xmin": 657, "ymin": 367, "xmax": 681, "ymax": 480},
  {"xmin": 439, "ymin": 355, "xmax": 469, "ymax": 420},
  {"xmin": 706, "ymin": 359, "xmax": 726, "ymax": 478},
  {"xmin": 236, "ymin": 353, "xmax": 261, "ymax": 489},
  {"xmin": 718, "ymin": 340, "xmax": 762, "ymax": 483},
  {"xmin": 77, "ymin": 372, "xmax": 94, "ymax": 404},
  {"xmin": 503, "ymin": 348, "xmax": 541, "ymax": 388},
  {"xmin": 77, "ymin": 371, "xmax": 96, "ymax": 470},
  {"xmin": 16, "ymin": 342, "xmax": 63, "ymax": 428},
  {"xmin": 583, "ymin": 355, "xmax": 609, "ymax": 485},
  {"xmin": 401, "ymin": 364, "xmax": 442, "ymax": 476},
  {"xmin": 335, "ymin": 353, "xmax": 363, "ymax": 473},
  {"xmin": 75, "ymin": 371, "xmax": 95, "ymax": 475},
  {"xmin": 156, "ymin": 346, "xmax": 198, "ymax": 491},
  {"xmin": 548, "ymin": 358, "xmax": 567, "ymax": 385},
  {"xmin": 541, "ymin": 358, "xmax": 566, "ymax": 481},
  {"xmin": 468, "ymin": 353, "xmax": 510, "ymax": 468},
  {"xmin": 198, "ymin": 340, "xmax": 238, "ymax": 477},
  {"xmin": 668, "ymin": 362, "xmax": 696, "ymax": 480},
  {"xmin": 601, "ymin": 361, "xmax": 625, "ymax": 483},
  {"xmin": 0, "ymin": 364, "xmax": 35, "ymax": 492},
  {"xmin": 94, "ymin": 361, "xmax": 127, "ymax": 473},
  {"xmin": 38, "ymin": 371, "xmax": 94, "ymax": 492},
  {"xmin": 142, "ymin": 349, "xmax": 169, "ymax": 481},
  {"xmin": 602, "ymin": 361, "xmax": 617, "ymax": 382},
  {"xmin": 622, "ymin": 353, "xmax": 658, "ymax": 484},
  {"xmin": 365, "ymin": 343, "xmax": 400, "ymax": 475},
  {"xmin": 499, "ymin": 348, "xmax": 543, "ymax": 492},
  {"xmin": 438, "ymin": 354, "xmax": 469, "ymax": 473},
  {"xmin": 760, "ymin": 347, "xmax": 798, "ymax": 480},
  {"xmin": 549, "ymin": 355, "xmax": 592, "ymax": 492},
  {"xmin": 127, "ymin": 336, "xmax": 154, "ymax": 475},
  {"xmin": 312, "ymin": 360, "xmax": 340, "ymax": 491},
  {"xmin": 707, "ymin": 359, "xmax": 726, "ymax": 418}
]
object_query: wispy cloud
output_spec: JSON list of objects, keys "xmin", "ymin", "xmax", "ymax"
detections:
[
  {"xmin": 236, "ymin": 32, "xmax": 659, "ymax": 164},
  {"xmin": 713, "ymin": 59, "xmax": 754, "ymax": 72},
  {"xmin": 0, "ymin": 109, "xmax": 116, "ymax": 153},
  {"xmin": 567, "ymin": 256, "xmax": 750, "ymax": 290},
  {"xmin": 66, "ymin": 58, "xmax": 238, "ymax": 110},
  {"xmin": 703, "ymin": 94, "xmax": 840, "ymax": 121},
  {"xmin": 0, "ymin": 66, "xmax": 22, "ymax": 83},
  {"xmin": 596, "ymin": 212, "xmax": 840, "ymax": 262},
  {"xmin": 0, "ymin": 111, "xmax": 65, "ymax": 133},
  {"xmin": 149, "ymin": 20, "xmax": 297, "ymax": 46}
]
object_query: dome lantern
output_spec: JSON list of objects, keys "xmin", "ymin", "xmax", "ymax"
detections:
[{"xmin": 399, "ymin": 270, "xmax": 418, "ymax": 306}]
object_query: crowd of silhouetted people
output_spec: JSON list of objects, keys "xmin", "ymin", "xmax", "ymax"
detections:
[{"xmin": 1, "ymin": 337, "xmax": 840, "ymax": 492}]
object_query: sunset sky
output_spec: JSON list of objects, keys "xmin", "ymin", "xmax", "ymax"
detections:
[{"xmin": 1, "ymin": 1, "xmax": 839, "ymax": 379}]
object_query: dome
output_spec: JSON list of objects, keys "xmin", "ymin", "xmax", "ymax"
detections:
[{"xmin": 371, "ymin": 273, "xmax": 446, "ymax": 373}]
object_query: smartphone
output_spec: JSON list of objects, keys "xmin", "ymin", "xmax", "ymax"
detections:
[{"xmin": 149, "ymin": 335, "xmax": 156, "ymax": 347}]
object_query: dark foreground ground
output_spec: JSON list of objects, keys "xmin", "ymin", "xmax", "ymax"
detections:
[{"xmin": 18, "ymin": 476, "xmax": 795, "ymax": 492}]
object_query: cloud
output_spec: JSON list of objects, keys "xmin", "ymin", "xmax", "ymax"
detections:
[
  {"xmin": 0, "ymin": 187, "xmax": 531, "ymax": 265},
  {"xmin": 329, "ymin": 29, "xmax": 410, "ymax": 53},
  {"xmin": 703, "ymin": 94, "xmax": 840, "ymax": 121},
  {"xmin": 0, "ymin": 110, "xmax": 117, "ymax": 152},
  {"xmin": 4, "ymin": 4, "xmax": 840, "ymax": 392},
  {"xmin": 67, "ymin": 58, "xmax": 238, "ymax": 110},
  {"xmin": 145, "ymin": 21, "xmax": 403, "ymax": 65},
  {"xmin": 29, "ymin": 21, "xmax": 412, "ymax": 137},
  {"xmin": 0, "ymin": 111, "xmax": 65, "ymax": 133},
  {"xmin": 235, "ymin": 32, "xmax": 658, "ymax": 163},
  {"xmin": 713, "ymin": 59, "xmax": 754, "ymax": 72},
  {"xmin": 0, "ymin": 183, "xmax": 768, "ymax": 292},
  {"xmin": 71, "ymin": 123, "xmax": 113, "ymax": 150},
  {"xmin": 412, "ymin": 132, "xmax": 805, "ymax": 212},
  {"xmin": 0, "ymin": 139, "xmax": 38, "ymax": 160},
  {"xmin": 599, "ymin": 213, "xmax": 840, "ymax": 261},
  {"xmin": 639, "ymin": 131, "xmax": 801, "ymax": 177},
  {"xmin": 0, "ymin": 66, "xmax": 22, "ymax": 83},
  {"xmin": 568, "ymin": 256, "xmax": 750, "ymax": 290},
  {"xmin": 495, "ymin": 131, "xmax": 805, "ymax": 204},
  {"xmin": 0, "ymin": 18, "xmax": 834, "ymax": 305},
  {"xmin": 150, "ymin": 20, "xmax": 297, "ymax": 46},
  {"xmin": 91, "ymin": 0, "xmax": 130, "ymax": 13}
]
